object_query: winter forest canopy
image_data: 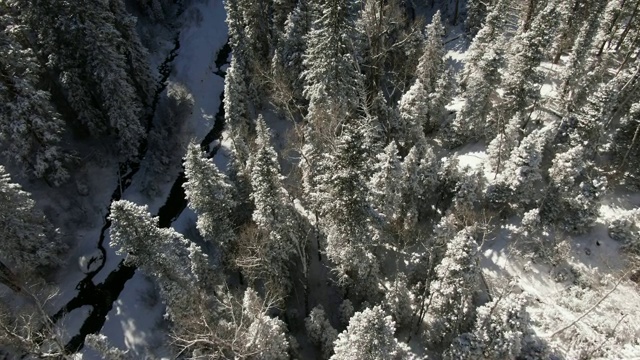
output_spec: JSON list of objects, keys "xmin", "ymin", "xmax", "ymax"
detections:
[{"xmin": 1, "ymin": 0, "xmax": 640, "ymax": 358}]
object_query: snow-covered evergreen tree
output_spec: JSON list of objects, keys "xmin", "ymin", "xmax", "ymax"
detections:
[
  {"xmin": 370, "ymin": 141, "xmax": 403, "ymax": 222},
  {"xmin": 108, "ymin": 0, "xmax": 157, "ymax": 107},
  {"xmin": 542, "ymin": 144, "xmax": 607, "ymax": 233},
  {"xmin": 559, "ymin": 1, "xmax": 608, "ymax": 101},
  {"xmin": 0, "ymin": 15, "xmax": 70, "ymax": 184},
  {"xmin": 426, "ymin": 66, "xmax": 454, "ymax": 132},
  {"xmin": 383, "ymin": 272, "xmax": 413, "ymax": 328},
  {"xmin": 331, "ymin": 306, "xmax": 415, "ymax": 360},
  {"xmin": 449, "ymin": 39, "xmax": 504, "ymax": 144},
  {"xmin": 272, "ymin": 0, "xmax": 297, "ymax": 34},
  {"xmin": 400, "ymin": 138, "xmax": 439, "ymax": 230},
  {"xmin": 487, "ymin": 112, "xmax": 525, "ymax": 174},
  {"xmin": 498, "ymin": 1, "xmax": 559, "ymax": 124},
  {"xmin": 319, "ymin": 121, "xmax": 379, "ymax": 293},
  {"xmin": 470, "ymin": 293, "xmax": 530, "ymax": 359},
  {"xmin": 183, "ymin": 142, "xmax": 236, "ymax": 251},
  {"xmin": 460, "ymin": 0, "xmax": 511, "ymax": 87},
  {"xmin": 614, "ymin": 101, "xmax": 640, "ymax": 179},
  {"xmin": 44, "ymin": 0, "xmax": 147, "ymax": 158},
  {"xmin": 303, "ymin": 0, "xmax": 362, "ymax": 126},
  {"xmin": 425, "ymin": 227, "xmax": 480, "ymax": 345},
  {"xmin": 487, "ymin": 127, "xmax": 549, "ymax": 208},
  {"xmin": 0, "ymin": 166, "xmax": 64, "ymax": 275},
  {"xmin": 249, "ymin": 117, "xmax": 297, "ymax": 261},
  {"xmin": 305, "ymin": 305, "xmax": 338, "ymax": 359},
  {"xmin": 465, "ymin": 0, "xmax": 488, "ymax": 36},
  {"xmin": 593, "ymin": 0, "xmax": 626, "ymax": 55},
  {"xmin": 452, "ymin": 166, "xmax": 485, "ymax": 215},
  {"xmin": 397, "ymin": 79, "xmax": 429, "ymax": 150},
  {"xmin": 444, "ymin": 293, "xmax": 531, "ymax": 359},
  {"xmin": 271, "ymin": 0, "xmax": 311, "ymax": 109},
  {"xmin": 416, "ymin": 11, "xmax": 445, "ymax": 93},
  {"xmin": 109, "ymin": 200, "xmax": 193, "ymax": 285},
  {"xmin": 224, "ymin": 57, "xmax": 253, "ymax": 223}
]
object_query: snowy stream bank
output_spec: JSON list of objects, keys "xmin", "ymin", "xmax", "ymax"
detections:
[{"xmin": 52, "ymin": 5, "xmax": 231, "ymax": 354}]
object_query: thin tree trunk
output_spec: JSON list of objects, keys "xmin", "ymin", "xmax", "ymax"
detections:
[
  {"xmin": 598, "ymin": 0, "xmax": 628, "ymax": 55},
  {"xmin": 553, "ymin": 0, "xmax": 582, "ymax": 64},
  {"xmin": 616, "ymin": 34, "xmax": 640, "ymax": 75},
  {"xmin": 522, "ymin": 0, "xmax": 537, "ymax": 32},
  {"xmin": 615, "ymin": 0, "xmax": 640, "ymax": 51},
  {"xmin": 619, "ymin": 122, "xmax": 640, "ymax": 171}
]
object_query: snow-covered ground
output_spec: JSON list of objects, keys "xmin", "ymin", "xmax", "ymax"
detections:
[{"xmin": 35, "ymin": 1, "xmax": 232, "ymax": 357}]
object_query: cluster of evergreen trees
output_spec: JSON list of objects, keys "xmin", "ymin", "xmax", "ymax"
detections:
[
  {"xmin": 0, "ymin": 0, "xmax": 163, "ymax": 184},
  {"xmin": 105, "ymin": 0, "xmax": 640, "ymax": 358},
  {"xmin": 2, "ymin": 0, "xmax": 640, "ymax": 358}
]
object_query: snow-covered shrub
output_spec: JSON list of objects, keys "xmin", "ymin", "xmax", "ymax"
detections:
[
  {"xmin": 473, "ymin": 294, "xmax": 530, "ymax": 359},
  {"xmin": 331, "ymin": 306, "xmax": 415, "ymax": 360},
  {"xmin": 608, "ymin": 209, "xmax": 640, "ymax": 255},
  {"xmin": 239, "ymin": 289, "xmax": 290, "ymax": 359},
  {"xmin": 305, "ymin": 305, "xmax": 338, "ymax": 359},
  {"xmin": 85, "ymin": 334, "xmax": 134, "ymax": 360},
  {"xmin": 444, "ymin": 333, "xmax": 482, "ymax": 360},
  {"xmin": 453, "ymin": 166, "xmax": 486, "ymax": 215},
  {"xmin": 339, "ymin": 299, "xmax": 355, "ymax": 326}
]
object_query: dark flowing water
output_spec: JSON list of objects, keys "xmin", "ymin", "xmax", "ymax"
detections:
[{"xmin": 54, "ymin": 34, "xmax": 232, "ymax": 354}]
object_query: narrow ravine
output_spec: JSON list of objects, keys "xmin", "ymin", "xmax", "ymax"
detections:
[{"xmin": 54, "ymin": 35, "xmax": 232, "ymax": 355}]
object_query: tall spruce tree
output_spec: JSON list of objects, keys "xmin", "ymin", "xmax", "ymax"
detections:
[
  {"xmin": 249, "ymin": 117, "xmax": 298, "ymax": 265},
  {"xmin": 271, "ymin": 0, "xmax": 311, "ymax": 109},
  {"xmin": 0, "ymin": 9, "xmax": 70, "ymax": 184},
  {"xmin": 416, "ymin": 11, "xmax": 446, "ymax": 94},
  {"xmin": 460, "ymin": 0, "xmax": 511, "ymax": 87},
  {"xmin": 426, "ymin": 227, "xmax": 480, "ymax": 346},
  {"xmin": 397, "ymin": 79, "xmax": 429, "ymax": 149},
  {"xmin": 370, "ymin": 141, "xmax": 403, "ymax": 223},
  {"xmin": 498, "ymin": 1, "xmax": 559, "ymax": 126},
  {"xmin": 487, "ymin": 127, "xmax": 550, "ymax": 208},
  {"xmin": 400, "ymin": 138, "xmax": 438, "ymax": 230},
  {"xmin": 302, "ymin": 0, "xmax": 362, "ymax": 126},
  {"xmin": 183, "ymin": 142, "xmax": 236, "ymax": 251},
  {"xmin": 449, "ymin": 39, "xmax": 504, "ymax": 145},
  {"xmin": 319, "ymin": 121, "xmax": 379, "ymax": 293}
]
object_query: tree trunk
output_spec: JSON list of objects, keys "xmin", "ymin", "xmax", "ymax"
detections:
[
  {"xmin": 616, "ymin": 33, "xmax": 640, "ymax": 75},
  {"xmin": 615, "ymin": 0, "xmax": 640, "ymax": 51},
  {"xmin": 598, "ymin": 0, "xmax": 627, "ymax": 56},
  {"xmin": 522, "ymin": 0, "xmax": 537, "ymax": 32}
]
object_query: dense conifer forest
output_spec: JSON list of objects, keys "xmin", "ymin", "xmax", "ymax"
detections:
[{"xmin": 1, "ymin": 0, "xmax": 640, "ymax": 358}]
